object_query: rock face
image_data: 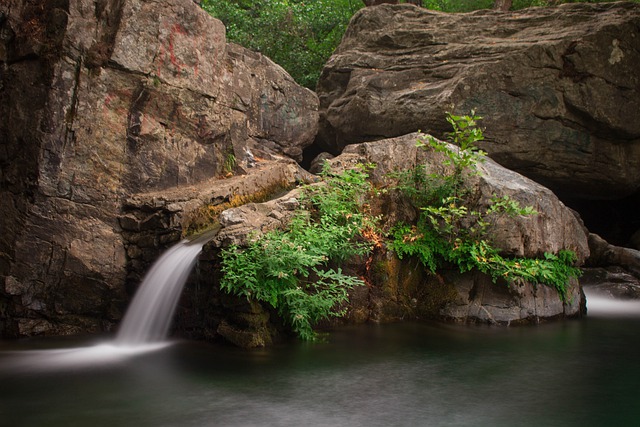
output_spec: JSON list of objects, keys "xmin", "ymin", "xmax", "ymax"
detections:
[
  {"xmin": 316, "ymin": 2, "xmax": 640, "ymax": 202},
  {"xmin": 210, "ymin": 134, "xmax": 587, "ymax": 340},
  {"xmin": 586, "ymin": 233, "xmax": 640, "ymax": 277},
  {"xmin": 0, "ymin": 0, "xmax": 318, "ymax": 337},
  {"xmin": 581, "ymin": 267, "xmax": 640, "ymax": 300}
]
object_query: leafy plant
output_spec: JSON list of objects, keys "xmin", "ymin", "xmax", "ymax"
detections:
[
  {"xmin": 219, "ymin": 165, "xmax": 376, "ymax": 340},
  {"xmin": 390, "ymin": 112, "xmax": 581, "ymax": 300},
  {"xmin": 223, "ymin": 152, "xmax": 236, "ymax": 176}
]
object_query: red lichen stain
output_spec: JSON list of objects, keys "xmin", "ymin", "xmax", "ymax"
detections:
[
  {"xmin": 154, "ymin": 21, "xmax": 203, "ymax": 79},
  {"xmin": 103, "ymin": 93, "xmax": 115, "ymax": 109},
  {"xmin": 168, "ymin": 24, "xmax": 186, "ymax": 73}
]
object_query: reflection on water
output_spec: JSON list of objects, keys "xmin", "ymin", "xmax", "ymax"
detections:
[{"xmin": 1, "ymin": 296, "xmax": 640, "ymax": 427}]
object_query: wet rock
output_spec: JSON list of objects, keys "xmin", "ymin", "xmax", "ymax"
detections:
[
  {"xmin": 440, "ymin": 271, "xmax": 581, "ymax": 324},
  {"xmin": 0, "ymin": 0, "xmax": 318, "ymax": 338},
  {"xmin": 581, "ymin": 267, "xmax": 640, "ymax": 300}
]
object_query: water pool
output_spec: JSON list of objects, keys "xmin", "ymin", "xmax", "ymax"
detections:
[{"xmin": 1, "ymin": 296, "xmax": 639, "ymax": 427}]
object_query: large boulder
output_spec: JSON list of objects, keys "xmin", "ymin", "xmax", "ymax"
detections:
[
  {"xmin": 333, "ymin": 134, "xmax": 588, "ymax": 324},
  {"xmin": 316, "ymin": 2, "xmax": 640, "ymax": 202},
  {"xmin": 0, "ymin": 0, "xmax": 318, "ymax": 337},
  {"xmin": 211, "ymin": 133, "xmax": 588, "ymax": 337}
]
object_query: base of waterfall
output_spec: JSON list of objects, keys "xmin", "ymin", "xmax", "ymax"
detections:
[{"xmin": 0, "ymin": 341, "xmax": 172, "ymax": 373}]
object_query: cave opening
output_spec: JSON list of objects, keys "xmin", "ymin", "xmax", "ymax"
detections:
[{"xmin": 563, "ymin": 191, "xmax": 640, "ymax": 249}]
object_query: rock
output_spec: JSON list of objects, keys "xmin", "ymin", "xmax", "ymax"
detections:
[
  {"xmin": 581, "ymin": 267, "xmax": 640, "ymax": 300},
  {"xmin": 309, "ymin": 152, "xmax": 335, "ymax": 174},
  {"xmin": 216, "ymin": 320, "xmax": 272, "ymax": 348},
  {"xmin": 587, "ymin": 233, "xmax": 640, "ymax": 277},
  {"xmin": 328, "ymin": 135, "xmax": 587, "ymax": 323},
  {"xmin": 0, "ymin": 0, "xmax": 318, "ymax": 338},
  {"xmin": 474, "ymin": 153, "xmax": 589, "ymax": 260},
  {"xmin": 335, "ymin": 133, "xmax": 589, "ymax": 262},
  {"xmin": 210, "ymin": 134, "xmax": 587, "ymax": 331},
  {"xmin": 214, "ymin": 298, "xmax": 276, "ymax": 349},
  {"xmin": 440, "ymin": 271, "xmax": 581, "ymax": 325},
  {"xmin": 316, "ymin": 2, "xmax": 640, "ymax": 202},
  {"xmin": 212, "ymin": 189, "xmax": 306, "ymax": 248}
]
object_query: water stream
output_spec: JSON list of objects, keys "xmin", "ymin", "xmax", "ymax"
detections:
[
  {"xmin": 1, "ymin": 240, "xmax": 639, "ymax": 425},
  {"xmin": 114, "ymin": 234, "xmax": 210, "ymax": 345},
  {"xmin": 0, "ymin": 230, "xmax": 216, "ymax": 370}
]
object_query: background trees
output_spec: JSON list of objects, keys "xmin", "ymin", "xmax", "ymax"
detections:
[
  {"xmin": 202, "ymin": 0, "xmax": 639, "ymax": 88},
  {"xmin": 201, "ymin": 0, "xmax": 361, "ymax": 89}
]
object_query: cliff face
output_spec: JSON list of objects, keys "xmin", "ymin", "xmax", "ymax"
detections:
[
  {"xmin": 1, "ymin": 0, "xmax": 634, "ymax": 344},
  {"xmin": 316, "ymin": 2, "xmax": 640, "ymax": 208},
  {"xmin": 0, "ymin": 0, "xmax": 318, "ymax": 336}
]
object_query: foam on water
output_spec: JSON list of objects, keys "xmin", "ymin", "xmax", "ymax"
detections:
[{"xmin": 584, "ymin": 287, "xmax": 640, "ymax": 317}]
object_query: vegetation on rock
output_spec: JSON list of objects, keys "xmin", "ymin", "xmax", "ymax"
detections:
[
  {"xmin": 219, "ymin": 165, "xmax": 377, "ymax": 341},
  {"xmin": 389, "ymin": 112, "xmax": 581, "ymax": 301},
  {"xmin": 220, "ymin": 113, "xmax": 582, "ymax": 340}
]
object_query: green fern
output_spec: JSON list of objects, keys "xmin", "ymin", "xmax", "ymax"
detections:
[{"xmin": 219, "ymin": 166, "xmax": 376, "ymax": 340}]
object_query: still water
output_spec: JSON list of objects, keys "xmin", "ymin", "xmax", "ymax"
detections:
[{"xmin": 1, "ymin": 300, "xmax": 639, "ymax": 427}]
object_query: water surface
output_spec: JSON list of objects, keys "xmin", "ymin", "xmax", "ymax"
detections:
[{"xmin": 1, "ymin": 300, "xmax": 639, "ymax": 427}]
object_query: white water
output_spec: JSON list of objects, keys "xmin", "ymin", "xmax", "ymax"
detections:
[
  {"xmin": 0, "ymin": 342, "xmax": 171, "ymax": 372},
  {"xmin": 583, "ymin": 287, "xmax": 640, "ymax": 317},
  {"xmin": 1, "ymin": 233, "xmax": 213, "ymax": 371},
  {"xmin": 114, "ymin": 238, "xmax": 206, "ymax": 345}
]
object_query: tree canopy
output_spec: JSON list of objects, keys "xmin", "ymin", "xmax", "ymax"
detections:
[
  {"xmin": 202, "ymin": 0, "xmax": 639, "ymax": 89},
  {"xmin": 202, "ymin": 0, "xmax": 361, "ymax": 89}
]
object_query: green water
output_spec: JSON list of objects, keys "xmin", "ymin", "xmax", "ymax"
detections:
[{"xmin": 1, "ymin": 314, "xmax": 639, "ymax": 427}]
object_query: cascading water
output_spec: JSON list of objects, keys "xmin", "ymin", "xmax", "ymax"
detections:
[
  {"xmin": 0, "ymin": 230, "xmax": 217, "ymax": 371},
  {"xmin": 115, "ymin": 238, "xmax": 206, "ymax": 345}
]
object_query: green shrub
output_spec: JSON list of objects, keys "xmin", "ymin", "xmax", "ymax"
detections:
[
  {"xmin": 390, "ymin": 112, "xmax": 581, "ymax": 300},
  {"xmin": 219, "ymin": 164, "xmax": 376, "ymax": 340}
]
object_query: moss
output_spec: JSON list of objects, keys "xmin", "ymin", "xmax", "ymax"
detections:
[
  {"xmin": 182, "ymin": 180, "xmax": 295, "ymax": 236},
  {"xmin": 415, "ymin": 274, "xmax": 459, "ymax": 317}
]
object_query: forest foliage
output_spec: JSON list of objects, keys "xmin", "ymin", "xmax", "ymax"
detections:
[{"xmin": 201, "ymin": 0, "xmax": 636, "ymax": 88}]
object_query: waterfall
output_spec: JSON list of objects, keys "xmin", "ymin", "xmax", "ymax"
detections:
[
  {"xmin": 0, "ymin": 230, "xmax": 218, "ymax": 371},
  {"xmin": 115, "ymin": 230, "xmax": 217, "ymax": 345}
]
